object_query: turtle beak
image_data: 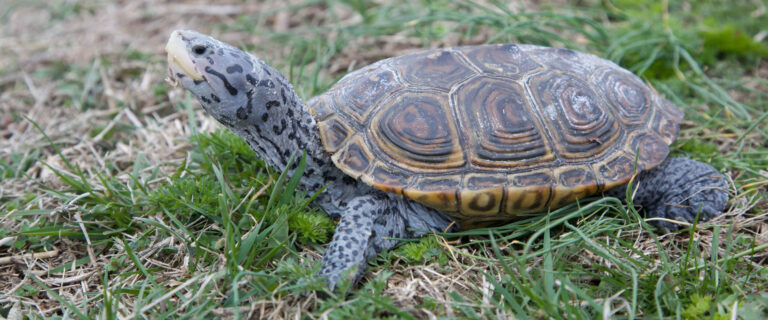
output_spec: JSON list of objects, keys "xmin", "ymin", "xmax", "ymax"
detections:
[{"xmin": 166, "ymin": 30, "xmax": 204, "ymax": 81}]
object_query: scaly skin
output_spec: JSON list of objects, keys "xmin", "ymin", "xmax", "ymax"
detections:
[
  {"xmin": 166, "ymin": 30, "xmax": 454, "ymax": 289},
  {"xmin": 165, "ymin": 30, "xmax": 729, "ymax": 290}
]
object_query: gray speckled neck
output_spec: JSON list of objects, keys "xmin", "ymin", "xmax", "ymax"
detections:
[{"xmin": 224, "ymin": 55, "xmax": 365, "ymax": 214}]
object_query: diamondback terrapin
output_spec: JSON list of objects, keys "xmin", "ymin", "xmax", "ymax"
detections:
[{"xmin": 165, "ymin": 30, "xmax": 729, "ymax": 289}]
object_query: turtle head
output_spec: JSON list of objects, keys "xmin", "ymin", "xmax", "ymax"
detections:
[{"xmin": 166, "ymin": 30, "xmax": 260, "ymax": 127}]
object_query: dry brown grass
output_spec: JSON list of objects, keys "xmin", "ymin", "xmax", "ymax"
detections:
[{"xmin": 1, "ymin": 0, "xmax": 767, "ymax": 318}]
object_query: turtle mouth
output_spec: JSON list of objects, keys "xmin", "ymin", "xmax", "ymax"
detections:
[{"xmin": 166, "ymin": 30, "xmax": 204, "ymax": 82}]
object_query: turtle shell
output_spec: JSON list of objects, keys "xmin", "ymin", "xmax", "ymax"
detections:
[{"xmin": 307, "ymin": 44, "xmax": 683, "ymax": 223}]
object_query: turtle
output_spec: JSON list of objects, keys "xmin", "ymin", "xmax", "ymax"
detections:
[{"xmin": 165, "ymin": 30, "xmax": 729, "ymax": 289}]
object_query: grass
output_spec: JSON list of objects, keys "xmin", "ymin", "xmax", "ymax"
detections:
[{"xmin": 1, "ymin": 0, "xmax": 767, "ymax": 318}]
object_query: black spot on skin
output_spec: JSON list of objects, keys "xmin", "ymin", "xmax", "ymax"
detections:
[
  {"xmin": 210, "ymin": 94, "xmax": 220, "ymax": 103},
  {"xmin": 281, "ymin": 88, "xmax": 287, "ymax": 104},
  {"xmin": 204, "ymin": 66, "xmax": 238, "ymax": 96},
  {"xmin": 250, "ymin": 124, "xmax": 284, "ymax": 164},
  {"xmin": 226, "ymin": 64, "xmax": 243, "ymax": 74},
  {"xmin": 193, "ymin": 79, "xmax": 203, "ymax": 85},
  {"xmin": 287, "ymin": 109, "xmax": 294, "ymax": 118},
  {"xmin": 306, "ymin": 169, "xmax": 315, "ymax": 176},
  {"xmin": 236, "ymin": 107, "xmax": 248, "ymax": 120},
  {"xmin": 273, "ymin": 119, "xmax": 287, "ymax": 135},
  {"xmin": 246, "ymin": 96, "xmax": 253, "ymax": 114},
  {"xmin": 261, "ymin": 113, "xmax": 269, "ymax": 122},
  {"xmin": 175, "ymin": 73, "xmax": 186, "ymax": 79},
  {"xmin": 258, "ymin": 80, "xmax": 274, "ymax": 88},
  {"xmin": 206, "ymin": 56, "xmax": 214, "ymax": 64},
  {"xmin": 266, "ymin": 100, "xmax": 280, "ymax": 110},
  {"xmin": 246, "ymin": 74, "xmax": 258, "ymax": 86},
  {"xmin": 218, "ymin": 115, "xmax": 236, "ymax": 127},
  {"xmin": 261, "ymin": 63, "xmax": 272, "ymax": 76},
  {"xmin": 200, "ymin": 96, "xmax": 211, "ymax": 104},
  {"xmin": 343, "ymin": 176, "xmax": 356, "ymax": 185}
]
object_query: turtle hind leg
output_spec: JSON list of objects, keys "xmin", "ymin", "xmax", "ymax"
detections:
[{"xmin": 606, "ymin": 157, "xmax": 730, "ymax": 230}]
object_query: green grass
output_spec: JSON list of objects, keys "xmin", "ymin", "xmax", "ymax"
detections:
[{"xmin": 1, "ymin": 0, "xmax": 767, "ymax": 318}]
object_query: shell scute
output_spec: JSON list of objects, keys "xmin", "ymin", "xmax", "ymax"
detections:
[
  {"xmin": 550, "ymin": 166, "xmax": 600, "ymax": 208},
  {"xmin": 338, "ymin": 66, "xmax": 400, "ymax": 122},
  {"xmin": 404, "ymin": 176, "xmax": 461, "ymax": 212},
  {"xmin": 455, "ymin": 76, "xmax": 553, "ymax": 167},
  {"xmin": 369, "ymin": 90, "xmax": 465, "ymax": 171},
  {"xmin": 596, "ymin": 153, "xmax": 637, "ymax": 189},
  {"xmin": 392, "ymin": 50, "xmax": 476, "ymax": 90},
  {"xmin": 331, "ymin": 136, "xmax": 373, "ymax": 178},
  {"xmin": 592, "ymin": 68, "xmax": 652, "ymax": 126},
  {"xmin": 529, "ymin": 70, "xmax": 621, "ymax": 159},
  {"xmin": 317, "ymin": 116, "xmax": 351, "ymax": 153},
  {"xmin": 460, "ymin": 44, "xmax": 542, "ymax": 78},
  {"xmin": 363, "ymin": 164, "xmax": 410, "ymax": 195}
]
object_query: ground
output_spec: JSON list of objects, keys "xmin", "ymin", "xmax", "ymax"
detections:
[{"xmin": 1, "ymin": 0, "xmax": 767, "ymax": 319}]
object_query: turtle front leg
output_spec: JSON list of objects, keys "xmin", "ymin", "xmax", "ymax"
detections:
[
  {"xmin": 316, "ymin": 194, "xmax": 456, "ymax": 290},
  {"xmin": 317, "ymin": 195, "xmax": 383, "ymax": 290},
  {"xmin": 606, "ymin": 157, "xmax": 730, "ymax": 230}
]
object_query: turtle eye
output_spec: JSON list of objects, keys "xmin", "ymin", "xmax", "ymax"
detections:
[{"xmin": 192, "ymin": 45, "xmax": 208, "ymax": 56}]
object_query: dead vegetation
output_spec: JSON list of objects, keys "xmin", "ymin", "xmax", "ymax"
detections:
[{"xmin": 1, "ymin": 0, "xmax": 767, "ymax": 318}]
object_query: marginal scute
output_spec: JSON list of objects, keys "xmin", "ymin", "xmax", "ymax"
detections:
[
  {"xmin": 404, "ymin": 176, "xmax": 461, "ymax": 213},
  {"xmin": 629, "ymin": 132, "xmax": 668, "ymax": 170},
  {"xmin": 651, "ymin": 96, "xmax": 683, "ymax": 145},
  {"xmin": 332, "ymin": 136, "xmax": 372, "ymax": 178},
  {"xmin": 506, "ymin": 170, "xmax": 554, "ymax": 215},
  {"xmin": 459, "ymin": 188, "xmax": 503, "ymax": 216},
  {"xmin": 597, "ymin": 153, "xmax": 637, "ymax": 189},
  {"xmin": 317, "ymin": 116, "xmax": 350, "ymax": 154},
  {"xmin": 656, "ymin": 95, "xmax": 684, "ymax": 122},
  {"xmin": 306, "ymin": 95, "xmax": 334, "ymax": 121},
  {"xmin": 550, "ymin": 166, "xmax": 600, "ymax": 208},
  {"xmin": 363, "ymin": 164, "xmax": 410, "ymax": 195}
]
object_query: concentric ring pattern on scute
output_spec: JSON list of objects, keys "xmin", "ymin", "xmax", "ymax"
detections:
[
  {"xmin": 310, "ymin": 43, "xmax": 683, "ymax": 222},
  {"xmin": 370, "ymin": 91, "xmax": 465, "ymax": 170},
  {"xmin": 529, "ymin": 71, "xmax": 620, "ymax": 159}
]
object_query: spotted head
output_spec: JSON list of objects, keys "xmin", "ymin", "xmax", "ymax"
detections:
[{"xmin": 166, "ymin": 30, "xmax": 273, "ymax": 128}]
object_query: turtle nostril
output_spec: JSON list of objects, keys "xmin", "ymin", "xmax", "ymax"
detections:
[{"xmin": 192, "ymin": 45, "xmax": 207, "ymax": 55}]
